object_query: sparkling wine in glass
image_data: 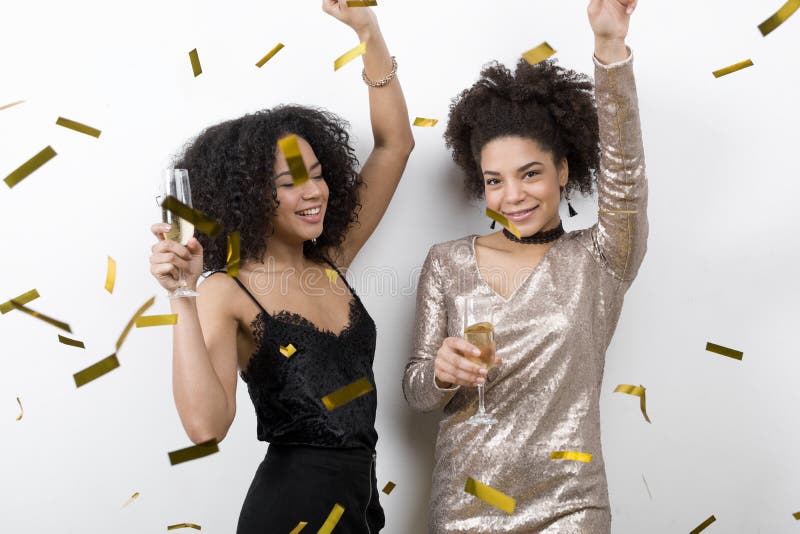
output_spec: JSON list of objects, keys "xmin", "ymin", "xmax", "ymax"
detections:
[
  {"xmin": 160, "ymin": 169, "xmax": 198, "ymax": 298},
  {"xmin": 464, "ymin": 295, "xmax": 498, "ymax": 426}
]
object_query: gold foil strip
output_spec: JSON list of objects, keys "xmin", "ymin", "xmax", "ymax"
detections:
[
  {"xmin": 321, "ymin": 377, "xmax": 374, "ymax": 411},
  {"xmin": 759, "ymin": 0, "xmax": 800, "ymax": 36},
  {"xmin": 317, "ymin": 503, "xmax": 345, "ymax": 534},
  {"xmin": 11, "ymin": 303, "xmax": 71, "ymax": 333},
  {"xmin": 334, "ymin": 42, "xmax": 366, "ymax": 71},
  {"xmin": 280, "ymin": 344, "xmax": 297, "ymax": 358},
  {"xmin": 55, "ymin": 116, "xmax": 102, "ymax": 138},
  {"xmin": 325, "ymin": 268, "xmax": 339, "ymax": 283},
  {"xmin": 15, "ymin": 397, "xmax": 23, "ymax": 421},
  {"xmin": 485, "ymin": 208, "xmax": 521, "ymax": 239},
  {"xmin": 0, "ymin": 289, "xmax": 40, "ymax": 314},
  {"xmin": 189, "ymin": 48, "xmax": 202, "ymax": 77},
  {"xmin": 347, "ymin": 0, "xmax": 377, "ymax": 5},
  {"xmin": 226, "ymin": 231, "xmax": 240, "ymax": 277},
  {"xmin": 105, "ymin": 256, "xmax": 116, "ymax": 293},
  {"xmin": 522, "ymin": 42, "xmax": 556, "ymax": 65},
  {"xmin": 0, "ymin": 100, "xmax": 25, "ymax": 111},
  {"xmin": 167, "ymin": 523, "xmax": 201, "ymax": 530},
  {"xmin": 689, "ymin": 515, "xmax": 716, "ymax": 533},
  {"xmin": 706, "ymin": 341, "xmax": 743, "ymax": 361},
  {"xmin": 168, "ymin": 438, "xmax": 219, "ymax": 465},
  {"xmin": 256, "ymin": 43, "xmax": 284, "ymax": 67},
  {"xmin": 4, "ymin": 146, "xmax": 57, "ymax": 189},
  {"xmin": 614, "ymin": 384, "xmax": 651, "ymax": 423},
  {"xmin": 598, "ymin": 209, "xmax": 638, "ymax": 215},
  {"xmin": 121, "ymin": 492, "xmax": 140, "ymax": 508},
  {"xmin": 278, "ymin": 134, "xmax": 309, "ymax": 186},
  {"xmin": 116, "ymin": 296, "xmax": 155, "ymax": 351},
  {"xmin": 161, "ymin": 196, "xmax": 224, "ymax": 239},
  {"xmin": 413, "ymin": 117, "xmax": 438, "ymax": 127},
  {"xmin": 712, "ymin": 59, "xmax": 754, "ymax": 78},
  {"xmin": 382, "ymin": 482, "xmax": 396, "ymax": 495},
  {"xmin": 73, "ymin": 353, "xmax": 120, "ymax": 388},
  {"xmin": 550, "ymin": 450, "xmax": 593, "ymax": 463},
  {"xmin": 288, "ymin": 522, "xmax": 308, "ymax": 534},
  {"xmin": 793, "ymin": 511, "xmax": 800, "ymax": 520},
  {"xmin": 464, "ymin": 477, "xmax": 516, "ymax": 514},
  {"xmin": 58, "ymin": 334, "xmax": 85, "ymax": 348},
  {"xmin": 135, "ymin": 314, "xmax": 178, "ymax": 327}
]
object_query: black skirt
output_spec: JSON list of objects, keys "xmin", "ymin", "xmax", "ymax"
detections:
[{"xmin": 237, "ymin": 444, "xmax": 385, "ymax": 533}]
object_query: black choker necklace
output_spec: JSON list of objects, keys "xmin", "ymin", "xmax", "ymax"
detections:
[{"xmin": 502, "ymin": 222, "xmax": 565, "ymax": 244}]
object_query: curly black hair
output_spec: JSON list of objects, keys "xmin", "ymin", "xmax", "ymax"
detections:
[
  {"xmin": 173, "ymin": 105, "xmax": 362, "ymax": 272},
  {"xmin": 444, "ymin": 59, "xmax": 600, "ymax": 200}
]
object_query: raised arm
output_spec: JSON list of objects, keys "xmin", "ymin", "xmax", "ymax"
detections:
[{"xmin": 322, "ymin": 0, "xmax": 415, "ymax": 268}]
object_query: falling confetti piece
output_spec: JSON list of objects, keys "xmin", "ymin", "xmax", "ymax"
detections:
[
  {"xmin": 712, "ymin": 59, "xmax": 754, "ymax": 78},
  {"xmin": 486, "ymin": 208, "xmax": 521, "ymax": 239},
  {"xmin": 347, "ymin": 0, "xmax": 377, "ymax": 6},
  {"xmin": 464, "ymin": 477, "xmax": 515, "ymax": 514},
  {"xmin": 56, "ymin": 116, "xmax": 102, "ymax": 138},
  {"xmin": 167, "ymin": 524, "xmax": 201, "ymax": 531},
  {"xmin": 550, "ymin": 451, "xmax": 593, "ymax": 463},
  {"xmin": 105, "ymin": 256, "xmax": 116, "ymax": 293},
  {"xmin": 168, "ymin": 439, "xmax": 219, "ymax": 466},
  {"xmin": 278, "ymin": 134, "xmax": 309, "ymax": 186},
  {"xmin": 758, "ymin": 0, "xmax": 800, "ymax": 36},
  {"xmin": 325, "ymin": 268, "xmax": 339, "ymax": 283},
  {"xmin": 9, "ymin": 303, "xmax": 71, "ymax": 332},
  {"xmin": 280, "ymin": 344, "xmax": 297, "ymax": 358},
  {"xmin": 613, "ymin": 384, "xmax": 651, "ymax": 423},
  {"xmin": 522, "ymin": 41, "xmax": 556, "ymax": 65},
  {"xmin": 58, "ymin": 334, "xmax": 85, "ymax": 348},
  {"xmin": 4, "ymin": 146, "xmax": 57, "ymax": 189},
  {"xmin": 413, "ymin": 117, "xmax": 438, "ymax": 127},
  {"xmin": 116, "ymin": 296, "xmax": 155, "ymax": 351},
  {"xmin": 0, "ymin": 100, "xmax": 25, "ymax": 111},
  {"xmin": 0, "ymin": 289, "xmax": 40, "ymax": 314},
  {"xmin": 121, "ymin": 492, "xmax": 140, "ymax": 508},
  {"xmin": 706, "ymin": 342, "xmax": 743, "ymax": 361},
  {"xmin": 189, "ymin": 49, "xmax": 202, "ymax": 77},
  {"xmin": 289, "ymin": 522, "xmax": 308, "ymax": 534},
  {"xmin": 255, "ymin": 43, "xmax": 284, "ymax": 68},
  {"xmin": 334, "ymin": 42, "xmax": 366, "ymax": 71},
  {"xmin": 689, "ymin": 515, "xmax": 716, "ymax": 533},
  {"xmin": 642, "ymin": 474, "xmax": 653, "ymax": 500},
  {"xmin": 321, "ymin": 377, "xmax": 374, "ymax": 411},
  {"xmin": 793, "ymin": 511, "xmax": 800, "ymax": 520},
  {"xmin": 15, "ymin": 397, "xmax": 23, "ymax": 421},
  {"xmin": 73, "ymin": 354, "xmax": 120, "ymax": 388},
  {"xmin": 226, "ymin": 232, "xmax": 240, "ymax": 277},
  {"xmin": 382, "ymin": 482, "xmax": 396, "ymax": 495},
  {"xmin": 317, "ymin": 504, "xmax": 345, "ymax": 534},
  {"xmin": 135, "ymin": 314, "xmax": 178, "ymax": 327},
  {"xmin": 161, "ymin": 196, "xmax": 223, "ymax": 239}
]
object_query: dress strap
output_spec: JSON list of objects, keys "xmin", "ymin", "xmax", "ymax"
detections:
[
  {"xmin": 323, "ymin": 259, "xmax": 357, "ymax": 298},
  {"xmin": 205, "ymin": 270, "xmax": 268, "ymax": 315}
]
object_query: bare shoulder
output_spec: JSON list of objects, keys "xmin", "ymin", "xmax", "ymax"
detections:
[{"xmin": 196, "ymin": 272, "xmax": 243, "ymax": 322}]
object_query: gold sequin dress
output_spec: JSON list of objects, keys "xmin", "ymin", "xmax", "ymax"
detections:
[{"xmin": 403, "ymin": 53, "xmax": 647, "ymax": 533}]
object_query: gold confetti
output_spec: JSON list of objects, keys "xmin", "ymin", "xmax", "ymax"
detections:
[
  {"xmin": 167, "ymin": 523, "xmax": 201, "ymax": 531},
  {"xmin": 793, "ymin": 511, "xmax": 800, "ymax": 520},
  {"xmin": 73, "ymin": 353, "xmax": 120, "ymax": 388},
  {"xmin": 0, "ymin": 100, "xmax": 25, "ymax": 111},
  {"xmin": 278, "ymin": 134, "xmax": 309, "ymax": 186},
  {"xmin": 550, "ymin": 450, "xmax": 593, "ymax": 463},
  {"xmin": 321, "ymin": 377, "xmax": 374, "ymax": 411},
  {"xmin": 759, "ymin": 0, "xmax": 800, "ymax": 36},
  {"xmin": 347, "ymin": 0, "xmax": 377, "ymax": 6},
  {"xmin": 255, "ymin": 43, "xmax": 284, "ymax": 68},
  {"xmin": 0, "ymin": 289, "xmax": 40, "ymax": 314},
  {"xmin": 289, "ymin": 522, "xmax": 308, "ymax": 534},
  {"xmin": 413, "ymin": 117, "xmax": 438, "ymax": 127},
  {"xmin": 9, "ymin": 303, "xmax": 71, "ymax": 333},
  {"xmin": 121, "ymin": 492, "xmax": 140, "ymax": 508},
  {"xmin": 706, "ymin": 341, "xmax": 743, "ymax": 361},
  {"xmin": 522, "ymin": 41, "xmax": 556, "ymax": 65},
  {"xmin": 325, "ymin": 268, "xmax": 339, "ymax": 283},
  {"xmin": 58, "ymin": 334, "xmax": 85, "ymax": 348},
  {"xmin": 116, "ymin": 296, "xmax": 155, "ymax": 351},
  {"xmin": 334, "ymin": 42, "xmax": 366, "ymax": 71},
  {"xmin": 712, "ymin": 59, "xmax": 754, "ymax": 78},
  {"xmin": 15, "ymin": 397, "xmax": 23, "ymax": 421},
  {"xmin": 226, "ymin": 231, "xmax": 240, "ymax": 277},
  {"xmin": 689, "ymin": 515, "xmax": 716, "ymax": 533},
  {"xmin": 317, "ymin": 503, "xmax": 345, "ymax": 534},
  {"xmin": 382, "ymin": 481, "xmax": 396, "ymax": 495},
  {"xmin": 613, "ymin": 384, "xmax": 651, "ymax": 423},
  {"xmin": 135, "ymin": 314, "xmax": 178, "ymax": 327},
  {"xmin": 56, "ymin": 116, "xmax": 102, "ymax": 138},
  {"xmin": 464, "ymin": 477, "xmax": 516, "ymax": 514},
  {"xmin": 105, "ymin": 256, "xmax": 116, "ymax": 293},
  {"xmin": 280, "ymin": 344, "xmax": 297, "ymax": 358},
  {"xmin": 189, "ymin": 48, "xmax": 202, "ymax": 77},
  {"xmin": 485, "ymin": 208, "xmax": 521, "ymax": 239},
  {"xmin": 4, "ymin": 146, "xmax": 57, "ymax": 189},
  {"xmin": 168, "ymin": 438, "xmax": 219, "ymax": 466},
  {"xmin": 161, "ymin": 196, "xmax": 224, "ymax": 239}
]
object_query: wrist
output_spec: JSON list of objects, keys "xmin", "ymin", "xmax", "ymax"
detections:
[
  {"xmin": 354, "ymin": 17, "xmax": 378, "ymax": 41},
  {"xmin": 594, "ymin": 38, "xmax": 628, "ymax": 65}
]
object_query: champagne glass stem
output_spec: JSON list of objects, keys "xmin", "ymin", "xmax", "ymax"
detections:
[
  {"xmin": 477, "ymin": 384, "xmax": 487, "ymax": 416},
  {"xmin": 177, "ymin": 268, "xmax": 188, "ymax": 289}
]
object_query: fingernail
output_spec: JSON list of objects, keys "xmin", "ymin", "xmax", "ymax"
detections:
[
  {"xmin": 479, "ymin": 369, "xmax": 488, "ymax": 376},
  {"xmin": 473, "ymin": 349, "xmax": 480, "ymax": 356}
]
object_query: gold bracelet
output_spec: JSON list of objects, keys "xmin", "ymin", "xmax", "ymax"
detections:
[{"xmin": 362, "ymin": 56, "xmax": 398, "ymax": 88}]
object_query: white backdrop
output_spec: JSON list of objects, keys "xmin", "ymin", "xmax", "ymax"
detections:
[{"xmin": 1, "ymin": 1, "xmax": 799, "ymax": 532}]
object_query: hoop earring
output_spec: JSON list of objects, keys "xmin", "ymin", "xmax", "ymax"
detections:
[{"xmin": 311, "ymin": 238, "xmax": 317, "ymax": 245}]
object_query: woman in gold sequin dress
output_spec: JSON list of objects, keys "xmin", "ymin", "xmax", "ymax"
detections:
[{"xmin": 403, "ymin": 1, "xmax": 646, "ymax": 532}]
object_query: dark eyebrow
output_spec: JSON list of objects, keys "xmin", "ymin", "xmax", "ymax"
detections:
[
  {"xmin": 482, "ymin": 161, "xmax": 543, "ymax": 176},
  {"xmin": 274, "ymin": 161, "xmax": 321, "ymax": 180}
]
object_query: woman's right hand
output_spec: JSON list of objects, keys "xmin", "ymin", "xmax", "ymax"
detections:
[
  {"xmin": 434, "ymin": 337, "xmax": 496, "ymax": 388},
  {"xmin": 149, "ymin": 223, "xmax": 204, "ymax": 292}
]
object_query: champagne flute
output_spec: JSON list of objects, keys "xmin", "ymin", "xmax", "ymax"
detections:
[
  {"xmin": 463, "ymin": 295, "xmax": 498, "ymax": 426},
  {"xmin": 159, "ymin": 169, "xmax": 198, "ymax": 298}
]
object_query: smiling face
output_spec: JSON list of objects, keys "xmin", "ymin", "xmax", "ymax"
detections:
[
  {"xmin": 271, "ymin": 135, "xmax": 329, "ymax": 244},
  {"xmin": 481, "ymin": 136, "xmax": 568, "ymax": 237}
]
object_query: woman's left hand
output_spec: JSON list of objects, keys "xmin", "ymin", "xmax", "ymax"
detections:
[
  {"xmin": 587, "ymin": 0, "xmax": 638, "ymax": 41},
  {"xmin": 322, "ymin": 0, "xmax": 377, "ymax": 33}
]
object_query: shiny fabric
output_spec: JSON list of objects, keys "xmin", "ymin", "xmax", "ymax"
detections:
[{"xmin": 403, "ymin": 54, "xmax": 648, "ymax": 533}]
